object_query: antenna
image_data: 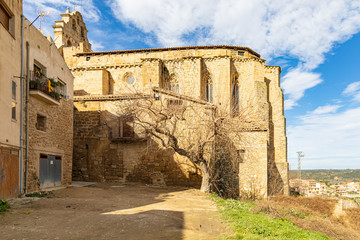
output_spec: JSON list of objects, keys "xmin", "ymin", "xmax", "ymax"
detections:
[
  {"xmin": 30, "ymin": 8, "xmax": 49, "ymax": 33},
  {"xmin": 297, "ymin": 151, "xmax": 305, "ymax": 183}
]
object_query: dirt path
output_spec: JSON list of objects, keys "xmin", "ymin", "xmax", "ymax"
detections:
[{"xmin": 0, "ymin": 183, "xmax": 228, "ymax": 240}]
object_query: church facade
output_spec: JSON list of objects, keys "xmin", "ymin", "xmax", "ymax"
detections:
[{"xmin": 54, "ymin": 10, "xmax": 288, "ymax": 197}]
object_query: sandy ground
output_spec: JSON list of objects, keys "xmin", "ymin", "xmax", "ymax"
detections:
[{"xmin": 0, "ymin": 183, "xmax": 228, "ymax": 240}]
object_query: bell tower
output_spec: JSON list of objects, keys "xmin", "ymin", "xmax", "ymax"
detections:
[{"xmin": 52, "ymin": 8, "xmax": 91, "ymax": 51}]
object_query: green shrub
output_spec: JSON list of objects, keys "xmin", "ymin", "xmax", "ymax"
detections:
[{"xmin": 0, "ymin": 199, "xmax": 10, "ymax": 212}]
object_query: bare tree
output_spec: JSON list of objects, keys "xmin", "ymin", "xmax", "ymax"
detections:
[{"xmin": 119, "ymin": 88, "xmax": 256, "ymax": 195}]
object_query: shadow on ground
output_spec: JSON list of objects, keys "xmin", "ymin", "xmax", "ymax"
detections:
[{"xmin": 0, "ymin": 183, "xmax": 227, "ymax": 240}]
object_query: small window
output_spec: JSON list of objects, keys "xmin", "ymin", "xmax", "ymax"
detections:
[
  {"xmin": 11, "ymin": 101, "xmax": 16, "ymax": 120},
  {"xmin": 11, "ymin": 81, "xmax": 16, "ymax": 100},
  {"xmin": 11, "ymin": 80, "xmax": 16, "ymax": 121},
  {"xmin": 169, "ymin": 84, "xmax": 179, "ymax": 93},
  {"xmin": 36, "ymin": 114, "xmax": 46, "ymax": 131},
  {"xmin": 237, "ymin": 149, "xmax": 245, "ymax": 163},
  {"xmin": 238, "ymin": 51, "xmax": 244, "ymax": 56},
  {"xmin": 81, "ymin": 26, "xmax": 84, "ymax": 38},
  {"xmin": 126, "ymin": 75, "xmax": 135, "ymax": 85},
  {"xmin": 0, "ymin": 4, "xmax": 10, "ymax": 31},
  {"xmin": 119, "ymin": 116, "xmax": 134, "ymax": 138},
  {"xmin": 34, "ymin": 62, "xmax": 46, "ymax": 78},
  {"xmin": 86, "ymin": 56, "xmax": 90, "ymax": 61},
  {"xmin": 56, "ymin": 79, "xmax": 66, "ymax": 98},
  {"xmin": 72, "ymin": 19, "xmax": 76, "ymax": 31},
  {"xmin": 167, "ymin": 99, "xmax": 183, "ymax": 106},
  {"xmin": 232, "ymin": 76, "xmax": 239, "ymax": 117},
  {"xmin": 205, "ymin": 77, "xmax": 213, "ymax": 103}
]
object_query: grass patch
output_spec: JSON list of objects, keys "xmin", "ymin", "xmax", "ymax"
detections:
[
  {"xmin": 25, "ymin": 191, "xmax": 51, "ymax": 198},
  {"xmin": 0, "ymin": 199, "xmax": 10, "ymax": 212},
  {"xmin": 211, "ymin": 195, "xmax": 332, "ymax": 240}
]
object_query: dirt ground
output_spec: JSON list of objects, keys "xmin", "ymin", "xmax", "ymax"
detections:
[{"xmin": 0, "ymin": 183, "xmax": 228, "ymax": 240}]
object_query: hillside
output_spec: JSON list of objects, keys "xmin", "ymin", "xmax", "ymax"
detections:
[{"xmin": 289, "ymin": 169, "xmax": 360, "ymax": 184}]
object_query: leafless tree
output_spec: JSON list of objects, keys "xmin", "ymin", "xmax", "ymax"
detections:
[{"xmin": 119, "ymin": 89, "xmax": 258, "ymax": 196}]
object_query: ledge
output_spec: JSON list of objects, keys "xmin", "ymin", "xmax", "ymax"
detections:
[
  {"xmin": 30, "ymin": 90, "xmax": 60, "ymax": 105},
  {"xmin": 110, "ymin": 137, "xmax": 147, "ymax": 143}
]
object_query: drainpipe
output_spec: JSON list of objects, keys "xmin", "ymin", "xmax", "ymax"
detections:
[
  {"xmin": 24, "ymin": 41, "xmax": 30, "ymax": 193},
  {"xmin": 20, "ymin": 14, "xmax": 24, "ymax": 193}
]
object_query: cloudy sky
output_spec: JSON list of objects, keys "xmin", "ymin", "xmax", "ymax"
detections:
[{"xmin": 23, "ymin": 0, "xmax": 360, "ymax": 170}]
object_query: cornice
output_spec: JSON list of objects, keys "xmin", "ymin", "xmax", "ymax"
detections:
[
  {"xmin": 70, "ymin": 63, "xmax": 142, "ymax": 71},
  {"xmin": 74, "ymin": 93, "xmax": 150, "ymax": 102},
  {"xmin": 265, "ymin": 65, "xmax": 282, "ymax": 73},
  {"xmin": 232, "ymin": 57, "xmax": 266, "ymax": 64},
  {"xmin": 203, "ymin": 55, "xmax": 232, "ymax": 62}
]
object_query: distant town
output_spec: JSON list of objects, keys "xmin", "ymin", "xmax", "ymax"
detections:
[{"xmin": 290, "ymin": 178, "xmax": 360, "ymax": 198}]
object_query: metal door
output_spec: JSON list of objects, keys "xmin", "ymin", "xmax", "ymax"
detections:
[
  {"xmin": 40, "ymin": 155, "xmax": 62, "ymax": 188},
  {"xmin": 0, "ymin": 147, "xmax": 19, "ymax": 199}
]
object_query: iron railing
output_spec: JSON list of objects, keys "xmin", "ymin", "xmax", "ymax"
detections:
[{"xmin": 29, "ymin": 71, "xmax": 61, "ymax": 101}]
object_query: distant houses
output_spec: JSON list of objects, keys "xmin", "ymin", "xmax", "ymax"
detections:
[{"xmin": 290, "ymin": 179, "xmax": 360, "ymax": 197}]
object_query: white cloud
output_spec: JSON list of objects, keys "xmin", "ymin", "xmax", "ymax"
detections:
[
  {"xmin": 343, "ymin": 81, "xmax": 360, "ymax": 95},
  {"xmin": 282, "ymin": 67, "xmax": 323, "ymax": 110},
  {"xmin": 109, "ymin": 0, "xmax": 360, "ymax": 66},
  {"xmin": 310, "ymin": 104, "xmax": 342, "ymax": 115},
  {"xmin": 90, "ymin": 41, "xmax": 105, "ymax": 51},
  {"xmin": 23, "ymin": 0, "xmax": 360, "ymax": 108},
  {"xmin": 108, "ymin": 0, "xmax": 360, "ymax": 107},
  {"xmin": 343, "ymin": 81, "xmax": 360, "ymax": 102},
  {"xmin": 23, "ymin": 0, "xmax": 100, "ymax": 37},
  {"xmin": 287, "ymin": 106, "xmax": 360, "ymax": 169}
]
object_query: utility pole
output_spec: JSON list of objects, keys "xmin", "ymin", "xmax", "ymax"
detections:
[{"xmin": 297, "ymin": 151, "xmax": 304, "ymax": 184}]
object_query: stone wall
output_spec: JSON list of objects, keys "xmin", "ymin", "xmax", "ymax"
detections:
[
  {"xmin": 65, "ymin": 47, "xmax": 288, "ymax": 197},
  {"xmin": 57, "ymin": 13, "xmax": 288, "ymax": 197},
  {"xmin": 23, "ymin": 18, "xmax": 74, "ymax": 192},
  {"xmin": 73, "ymin": 98, "xmax": 203, "ymax": 187},
  {"xmin": 26, "ymin": 98, "xmax": 73, "ymax": 192}
]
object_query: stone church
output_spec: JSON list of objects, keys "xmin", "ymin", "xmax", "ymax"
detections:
[{"xmin": 53, "ymin": 10, "xmax": 288, "ymax": 197}]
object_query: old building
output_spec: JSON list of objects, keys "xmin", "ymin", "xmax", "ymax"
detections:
[
  {"xmin": 0, "ymin": 0, "xmax": 23, "ymax": 199},
  {"xmin": 23, "ymin": 17, "xmax": 74, "ymax": 192},
  {"xmin": 0, "ymin": 1, "xmax": 74, "ymax": 197},
  {"xmin": 54, "ymin": 11, "xmax": 288, "ymax": 197}
]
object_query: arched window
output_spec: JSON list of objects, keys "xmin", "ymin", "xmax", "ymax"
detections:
[
  {"xmin": 72, "ymin": 19, "xmax": 76, "ymax": 31},
  {"xmin": 169, "ymin": 82, "xmax": 179, "ymax": 93},
  {"xmin": 67, "ymin": 40, "xmax": 72, "ymax": 47},
  {"xmin": 231, "ymin": 76, "xmax": 239, "ymax": 116},
  {"xmin": 81, "ymin": 26, "xmax": 84, "ymax": 38},
  {"xmin": 168, "ymin": 75, "xmax": 179, "ymax": 93},
  {"xmin": 205, "ymin": 77, "xmax": 213, "ymax": 103}
]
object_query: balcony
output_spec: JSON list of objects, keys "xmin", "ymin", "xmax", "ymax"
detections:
[{"xmin": 29, "ymin": 72, "xmax": 62, "ymax": 105}]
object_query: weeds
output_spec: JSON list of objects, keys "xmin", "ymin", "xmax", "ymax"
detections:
[
  {"xmin": 257, "ymin": 195, "xmax": 360, "ymax": 240},
  {"xmin": 0, "ymin": 199, "xmax": 10, "ymax": 212},
  {"xmin": 25, "ymin": 191, "xmax": 50, "ymax": 198},
  {"xmin": 211, "ymin": 195, "xmax": 331, "ymax": 239}
]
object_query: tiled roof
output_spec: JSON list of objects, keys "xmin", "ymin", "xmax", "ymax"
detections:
[{"xmin": 75, "ymin": 45, "xmax": 260, "ymax": 58}]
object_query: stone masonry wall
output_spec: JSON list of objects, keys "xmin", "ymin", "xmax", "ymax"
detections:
[
  {"xmin": 26, "ymin": 98, "xmax": 73, "ymax": 193},
  {"xmin": 73, "ymin": 99, "xmax": 202, "ymax": 187},
  {"xmin": 63, "ymin": 37, "xmax": 288, "ymax": 197}
]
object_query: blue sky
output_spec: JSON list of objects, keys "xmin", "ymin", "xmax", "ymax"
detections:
[{"xmin": 23, "ymin": 0, "xmax": 360, "ymax": 170}]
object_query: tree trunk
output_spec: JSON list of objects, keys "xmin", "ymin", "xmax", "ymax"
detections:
[{"xmin": 199, "ymin": 161, "xmax": 211, "ymax": 193}]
